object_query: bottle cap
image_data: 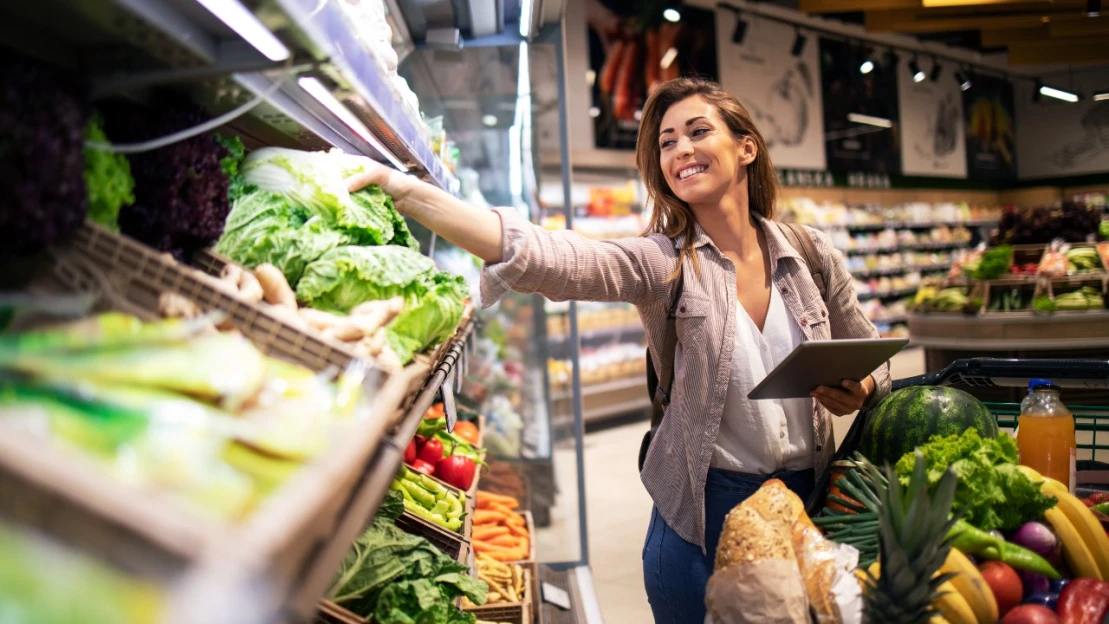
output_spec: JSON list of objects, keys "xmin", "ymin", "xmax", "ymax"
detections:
[{"xmin": 1029, "ymin": 378, "xmax": 1057, "ymax": 391}]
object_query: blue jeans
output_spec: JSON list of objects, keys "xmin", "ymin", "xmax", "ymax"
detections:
[{"xmin": 641, "ymin": 467, "xmax": 816, "ymax": 624}]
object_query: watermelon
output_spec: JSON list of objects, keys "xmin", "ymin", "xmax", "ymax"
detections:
[{"xmin": 858, "ymin": 386, "xmax": 998, "ymax": 467}]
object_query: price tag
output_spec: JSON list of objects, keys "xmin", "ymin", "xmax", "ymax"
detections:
[{"xmin": 542, "ymin": 582, "xmax": 572, "ymax": 610}]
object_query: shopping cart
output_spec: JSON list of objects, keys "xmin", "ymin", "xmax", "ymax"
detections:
[{"xmin": 892, "ymin": 357, "xmax": 1109, "ymax": 495}]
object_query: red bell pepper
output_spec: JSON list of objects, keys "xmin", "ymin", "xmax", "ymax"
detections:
[
  {"xmin": 435, "ymin": 455, "xmax": 476, "ymax": 491},
  {"xmin": 418, "ymin": 437, "xmax": 444, "ymax": 465},
  {"xmin": 409, "ymin": 459, "xmax": 436, "ymax": 475},
  {"xmin": 404, "ymin": 438, "xmax": 418, "ymax": 464},
  {"xmin": 1057, "ymin": 578, "xmax": 1109, "ymax": 624}
]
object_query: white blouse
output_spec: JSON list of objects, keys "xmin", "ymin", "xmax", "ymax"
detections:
[{"xmin": 711, "ymin": 286, "xmax": 814, "ymax": 474}]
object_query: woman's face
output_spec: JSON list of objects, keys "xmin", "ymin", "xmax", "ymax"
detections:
[{"xmin": 657, "ymin": 95, "xmax": 756, "ymax": 207}]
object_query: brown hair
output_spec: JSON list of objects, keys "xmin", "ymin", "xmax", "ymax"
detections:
[{"xmin": 636, "ymin": 77, "xmax": 779, "ymax": 280}]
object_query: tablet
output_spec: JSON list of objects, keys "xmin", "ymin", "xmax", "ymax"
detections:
[{"xmin": 747, "ymin": 338, "xmax": 909, "ymax": 400}]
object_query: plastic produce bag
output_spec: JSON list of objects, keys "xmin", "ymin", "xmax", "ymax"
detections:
[{"xmin": 1038, "ymin": 239, "xmax": 1069, "ymax": 278}]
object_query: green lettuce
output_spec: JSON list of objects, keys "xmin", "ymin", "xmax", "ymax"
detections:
[
  {"xmin": 217, "ymin": 189, "xmax": 352, "ymax": 285},
  {"xmin": 329, "ymin": 491, "xmax": 485, "ymax": 622},
  {"xmin": 895, "ymin": 428, "xmax": 1056, "ymax": 531},
  {"xmin": 296, "ymin": 246, "xmax": 467, "ymax": 363},
  {"xmin": 83, "ymin": 114, "xmax": 134, "ymax": 229}
]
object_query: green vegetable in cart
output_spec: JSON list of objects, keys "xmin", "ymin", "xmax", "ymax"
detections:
[
  {"xmin": 895, "ymin": 428, "xmax": 1058, "ymax": 532},
  {"xmin": 1033, "ymin": 295, "xmax": 1056, "ymax": 313},
  {"xmin": 329, "ymin": 491, "xmax": 485, "ymax": 622},
  {"xmin": 391, "ymin": 466, "xmax": 466, "ymax": 532},
  {"xmin": 1065, "ymin": 247, "xmax": 1101, "ymax": 272},
  {"xmin": 969, "ymin": 246, "xmax": 1013, "ymax": 280},
  {"xmin": 1053, "ymin": 287, "xmax": 1104, "ymax": 311},
  {"xmin": 948, "ymin": 519, "xmax": 1060, "ymax": 579}
]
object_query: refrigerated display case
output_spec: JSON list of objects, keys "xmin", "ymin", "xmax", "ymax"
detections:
[{"xmin": 0, "ymin": 0, "xmax": 600, "ymax": 622}]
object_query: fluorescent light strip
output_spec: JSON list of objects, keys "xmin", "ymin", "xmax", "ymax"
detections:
[
  {"xmin": 519, "ymin": 0, "xmax": 533, "ymax": 38},
  {"xmin": 1040, "ymin": 85, "xmax": 1079, "ymax": 103},
  {"xmin": 660, "ymin": 47, "xmax": 678, "ymax": 70},
  {"xmin": 297, "ymin": 77, "xmax": 407, "ymax": 170},
  {"xmin": 1093, "ymin": 92, "xmax": 1109, "ymax": 102},
  {"xmin": 847, "ymin": 113, "xmax": 893, "ymax": 128},
  {"xmin": 196, "ymin": 0, "xmax": 289, "ymax": 61}
]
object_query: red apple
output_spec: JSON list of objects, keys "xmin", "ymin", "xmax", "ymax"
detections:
[
  {"xmin": 981, "ymin": 561, "xmax": 1024, "ymax": 617},
  {"xmin": 1000, "ymin": 604, "xmax": 1059, "ymax": 624}
]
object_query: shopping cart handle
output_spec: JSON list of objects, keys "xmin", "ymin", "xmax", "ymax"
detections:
[{"xmin": 892, "ymin": 357, "xmax": 1109, "ymax": 391}]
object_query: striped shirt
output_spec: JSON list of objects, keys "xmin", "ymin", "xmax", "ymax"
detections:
[{"xmin": 480, "ymin": 207, "xmax": 892, "ymax": 549}]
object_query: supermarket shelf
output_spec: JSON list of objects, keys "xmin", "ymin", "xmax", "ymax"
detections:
[
  {"xmin": 30, "ymin": 0, "xmax": 458, "ymax": 195},
  {"xmin": 872, "ymin": 315, "xmax": 909, "ymax": 325},
  {"xmin": 817, "ymin": 220, "xmax": 999, "ymax": 232},
  {"xmin": 547, "ymin": 324, "xmax": 645, "ymax": 346},
  {"xmin": 858, "ymin": 287, "xmax": 919, "ymax": 301},
  {"xmin": 845, "ymin": 241, "xmax": 970, "ymax": 256},
  {"xmin": 845, "ymin": 246, "xmax": 902, "ymax": 256},
  {"xmin": 584, "ymin": 396, "xmax": 653, "ymax": 422},
  {"xmin": 852, "ymin": 263, "xmax": 953, "ymax": 278},
  {"xmin": 550, "ymin": 375, "xmax": 646, "ymax": 402}
]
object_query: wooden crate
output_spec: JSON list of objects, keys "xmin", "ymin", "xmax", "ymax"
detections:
[
  {"xmin": 463, "ymin": 566, "xmax": 533, "ymax": 624},
  {"xmin": 394, "ymin": 487, "xmax": 473, "ymax": 562},
  {"xmin": 4, "ymin": 222, "xmax": 461, "ymax": 620}
]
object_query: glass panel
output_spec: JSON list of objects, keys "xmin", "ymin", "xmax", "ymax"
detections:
[{"xmin": 398, "ymin": 32, "xmax": 587, "ymax": 565}]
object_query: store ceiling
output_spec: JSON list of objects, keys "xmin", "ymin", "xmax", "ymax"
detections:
[{"xmin": 792, "ymin": 0, "xmax": 1109, "ymax": 67}]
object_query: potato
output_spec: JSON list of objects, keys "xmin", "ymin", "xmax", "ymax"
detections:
[
  {"xmin": 237, "ymin": 270, "xmax": 264, "ymax": 304},
  {"xmin": 157, "ymin": 292, "xmax": 200, "ymax": 319}
]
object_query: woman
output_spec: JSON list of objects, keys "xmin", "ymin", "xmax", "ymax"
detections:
[{"xmin": 348, "ymin": 78, "xmax": 891, "ymax": 622}]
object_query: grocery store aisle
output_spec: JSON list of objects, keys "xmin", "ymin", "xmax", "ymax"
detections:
[{"xmin": 583, "ymin": 347, "xmax": 926, "ymax": 623}]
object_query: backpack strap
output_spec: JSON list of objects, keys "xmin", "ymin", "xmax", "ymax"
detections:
[
  {"xmin": 649, "ymin": 269, "xmax": 684, "ymax": 429},
  {"xmin": 776, "ymin": 221, "xmax": 828, "ymax": 303}
]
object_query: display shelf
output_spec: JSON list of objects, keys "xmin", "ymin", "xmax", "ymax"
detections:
[
  {"xmin": 845, "ymin": 245, "xmax": 902, "ymax": 256},
  {"xmin": 18, "ymin": 0, "xmax": 458, "ymax": 195},
  {"xmin": 852, "ymin": 263, "xmax": 953, "ymax": 279},
  {"xmin": 818, "ymin": 220, "xmax": 999, "ymax": 232},
  {"xmin": 858, "ymin": 287, "xmax": 920, "ymax": 302},
  {"xmin": 547, "ymin": 323, "xmax": 645, "ymax": 346}
]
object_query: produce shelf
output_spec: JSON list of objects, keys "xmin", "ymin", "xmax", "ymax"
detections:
[
  {"xmin": 9, "ymin": 0, "xmax": 458, "ymax": 195},
  {"xmin": 818, "ymin": 220, "xmax": 998, "ymax": 232},
  {"xmin": 858, "ymin": 287, "xmax": 919, "ymax": 301},
  {"xmin": 852, "ymin": 263, "xmax": 952, "ymax": 278}
]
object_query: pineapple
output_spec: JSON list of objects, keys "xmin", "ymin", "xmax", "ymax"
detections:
[{"xmin": 862, "ymin": 452, "xmax": 959, "ymax": 624}]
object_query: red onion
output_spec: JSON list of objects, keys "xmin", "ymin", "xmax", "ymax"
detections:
[{"xmin": 1011, "ymin": 522, "xmax": 1061, "ymax": 563}]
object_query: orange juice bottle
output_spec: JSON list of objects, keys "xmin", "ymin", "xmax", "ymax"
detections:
[{"xmin": 1017, "ymin": 381, "xmax": 1076, "ymax": 492}]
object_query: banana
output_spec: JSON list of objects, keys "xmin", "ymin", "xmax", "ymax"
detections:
[
  {"xmin": 1044, "ymin": 506, "xmax": 1102, "ymax": 579},
  {"xmin": 940, "ymin": 549, "xmax": 999, "ymax": 624},
  {"xmin": 931, "ymin": 618, "xmax": 952, "ymax": 624},
  {"xmin": 935, "ymin": 578, "xmax": 978, "ymax": 624},
  {"xmin": 1040, "ymin": 480, "xmax": 1109, "ymax": 580}
]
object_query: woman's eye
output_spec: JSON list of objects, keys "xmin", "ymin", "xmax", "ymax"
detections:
[
  {"xmin": 660, "ymin": 140, "xmax": 674, "ymax": 149},
  {"xmin": 692, "ymin": 127, "xmax": 710, "ymax": 136}
]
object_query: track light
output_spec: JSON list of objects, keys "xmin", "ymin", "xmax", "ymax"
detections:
[
  {"xmin": 791, "ymin": 28, "xmax": 806, "ymax": 57},
  {"xmin": 1094, "ymin": 92, "xmax": 1109, "ymax": 102},
  {"xmin": 909, "ymin": 57, "xmax": 925, "ymax": 83},
  {"xmin": 930, "ymin": 57, "xmax": 942, "ymax": 82},
  {"xmin": 955, "ymin": 70, "xmax": 972, "ymax": 91},
  {"xmin": 860, "ymin": 59, "xmax": 875, "ymax": 74},
  {"xmin": 848, "ymin": 113, "xmax": 893, "ymax": 128},
  {"xmin": 663, "ymin": 8, "xmax": 681, "ymax": 23},
  {"xmin": 732, "ymin": 15, "xmax": 748, "ymax": 45},
  {"xmin": 1040, "ymin": 84, "xmax": 1080, "ymax": 102}
]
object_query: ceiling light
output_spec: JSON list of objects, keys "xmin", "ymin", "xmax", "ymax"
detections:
[
  {"xmin": 660, "ymin": 47, "xmax": 678, "ymax": 70},
  {"xmin": 298, "ymin": 77, "xmax": 406, "ymax": 170},
  {"xmin": 1040, "ymin": 84, "xmax": 1080, "ymax": 102},
  {"xmin": 732, "ymin": 16, "xmax": 748, "ymax": 45},
  {"xmin": 1093, "ymin": 92, "xmax": 1109, "ymax": 101},
  {"xmin": 196, "ymin": 0, "xmax": 290, "ymax": 61},
  {"xmin": 588, "ymin": 106, "xmax": 601, "ymax": 118},
  {"xmin": 909, "ymin": 58, "xmax": 925, "ymax": 83},
  {"xmin": 663, "ymin": 8, "xmax": 681, "ymax": 23},
  {"xmin": 848, "ymin": 113, "xmax": 893, "ymax": 128},
  {"xmin": 519, "ymin": 0, "xmax": 533, "ymax": 37},
  {"xmin": 791, "ymin": 29, "xmax": 806, "ymax": 57},
  {"xmin": 930, "ymin": 58, "xmax": 942, "ymax": 82},
  {"xmin": 860, "ymin": 60, "xmax": 875, "ymax": 74},
  {"xmin": 956, "ymin": 70, "xmax": 972, "ymax": 91},
  {"xmin": 482, "ymin": 114, "xmax": 498, "ymax": 127}
]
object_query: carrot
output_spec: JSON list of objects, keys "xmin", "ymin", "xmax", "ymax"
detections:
[
  {"xmin": 507, "ymin": 523, "xmax": 529, "ymax": 539},
  {"xmin": 473, "ymin": 526, "xmax": 509, "ymax": 540},
  {"xmin": 489, "ymin": 535, "xmax": 519, "ymax": 548},
  {"xmin": 481, "ymin": 547, "xmax": 528, "ymax": 562},
  {"xmin": 477, "ymin": 491, "xmax": 519, "ymax": 508},
  {"xmin": 474, "ymin": 509, "xmax": 508, "ymax": 525},
  {"xmin": 613, "ymin": 39, "xmax": 640, "ymax": 121},
  {"xmin": 599, "ymin": 39, "xmax": 626, "ymax": 96}
]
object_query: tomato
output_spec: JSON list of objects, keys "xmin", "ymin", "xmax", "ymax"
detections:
[
  {"xmin": 435, "ymin": 455, "xmax": 476, "ymax": 490},
  {"xmin": 1000, "ymin": 604, "xmax": 1059, "ymax": 624},
  {"xmin": 418, "ymin": 437, "xmax": 445, "ymax": 464},
  {"xmin": 453, "ymin": 421, "xmax": 479, "ymax": 445},
  {"xmin": 424, "ymin": 403, "xmax": 445, "ymax": 420},
  {"xmin": 409, "ymin": 459, "xmax": 436, "ymax": 475},
  {"xmin": 404, "ymin": 438, "xmax": 418, "ymax": 464},
  {"xmin": 981, "ymin": 561, "xmax": 1024, "ymax": 618}
]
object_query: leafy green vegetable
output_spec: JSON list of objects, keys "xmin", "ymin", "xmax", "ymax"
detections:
[
  {"xmin": 83, "ymin": 114, "xmax": 134, "ymax": 229},
  {"xmin": 329, "ymin": 491, "xmax": 485, "ymax": 621},
  {"xmin": 216, "ymin": 134, "xmax": 254, "ymax": 203},
  {"xmin": 968, "ymin": 246, "xmax": 1012, "ymax": 280},
  {"xmin": 1033, "ymin": 295, "xmax": 1056, "ymax": 313},
  {"xmin": 351, "ymin": 185, "xmax": 419, "ymax": 251},
  {"xmin": 894, "ymin": 428, "xmax": 1056, "ymax": 531},
  {"xmin": 297, "ymin": 246, "xmax": 468, "ymax": 363},
  {"xmin": 217, "ymin": 190, "xmax": 352, "ymax": 285}
]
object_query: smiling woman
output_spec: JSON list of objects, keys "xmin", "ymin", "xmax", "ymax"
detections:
[{"xmin": 347, "ymin": 76, "xmax": 891, "ymax": 624}]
